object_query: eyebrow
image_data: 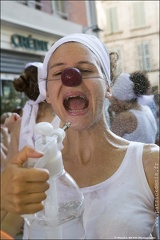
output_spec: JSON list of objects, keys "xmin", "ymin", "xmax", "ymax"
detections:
[
  {"xmin": 49, "ymin": 61, "xmax": 96, "ymax": 70},
  {"xmin": 77, "ymin": 61, "xmax": 96, "ymax": 67},
  {"xmin": 49, "ymin": 63, "xmax": 66, "ymax": 70}
]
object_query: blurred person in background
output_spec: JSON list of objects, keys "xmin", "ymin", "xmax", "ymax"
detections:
[
  {"xmin": 109, "ymin": 72, "xmax": 158, "ymax": 144},
  {"xmin": 0, "ymin": 112, "xmax": 12, "ymax": 152},
  {"xmin": 0, "ymin": 112, "xmax": 20, "ymax": 171},
  {"xmin": 136, "ymin": 72, "xmax": 157, "ymax": 121},
  {"xmin": 153, "ymin": 92, "xmax": 159, "ymax": 145},
  {"xmin": 1, "ymin": 62, "xmax": 60, "ymax": 237},
  {"xmin": 0, "ymin": 127, "xmax": 9, "ymax": 171},
  {"xmin": 6, "ymin": 62, "xmax": 60, "ymax": 163}
]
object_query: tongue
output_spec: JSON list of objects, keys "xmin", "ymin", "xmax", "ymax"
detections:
[{"xmin": 69, "ymin": 97, "xmax": 86, "ymax": 110}]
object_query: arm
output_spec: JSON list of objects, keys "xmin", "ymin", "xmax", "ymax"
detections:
[
  {"xmin": 0, "ymin": 143, "xmax": 8, "ymax": 170},
  {"xmin": 1, "ymin": 213, "xmax": 24, "ymax": 237},
  {"xmin": 0, "ymin": 126, "xmax": 10, "ymax": 149},
  {"xmin": 5, "ymin": 119, "xmax": 21, "ymax": 164}
]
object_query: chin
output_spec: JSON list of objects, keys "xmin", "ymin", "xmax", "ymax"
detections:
[{"xmin": 62, "ymin": 114, "xmax": 92, "ymax": 131}]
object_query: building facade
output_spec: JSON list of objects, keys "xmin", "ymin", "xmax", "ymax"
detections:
[{"xmin": 96, "ymin": 1, "xmax": 159, "ymax": 88}]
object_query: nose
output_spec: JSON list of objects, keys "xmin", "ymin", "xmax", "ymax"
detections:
[{"xmin": 61, "ymin": 68, "xmax": 82, "ymax": 87}]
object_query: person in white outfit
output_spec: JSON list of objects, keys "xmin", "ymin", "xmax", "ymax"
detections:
[
  {"xmin": 110, "ymin": 72, "xmax": 158, "ymax": 144},
  {"xmin": 1, "ymin": 34, "xmax": 159, "ymax": 239},
  {"xmin": 1, "ymin": 62, "xmax": 60, "ymax": 237},
  {"xmin": 6, "ymin": 62, "xmax": 60, "ymax": 163}
]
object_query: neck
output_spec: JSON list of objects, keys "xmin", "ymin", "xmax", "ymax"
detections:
[
  {"xmin": 62, "ymin": 117, "xmax": 123, "ymax": 164},
  {"xmin": 61, "ymin": 117, "xmax": 128, "ymax": 187},
  {"xmin": 36, "ymin": 102, "xmax": 54, "ymax": 123}
]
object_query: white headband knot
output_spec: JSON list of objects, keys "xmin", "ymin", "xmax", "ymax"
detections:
[
  {"xmin": 19, "ymin": 62, "xmax": 45, "ymax": 150},
  {"xmin": 112, "ymin": 73, "xmax": 137, "ymax": 101}
]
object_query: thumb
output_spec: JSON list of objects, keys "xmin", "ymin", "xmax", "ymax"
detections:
[{"xmin": 11, "ymin": 145, "xmax": 44, "ymax": 167}]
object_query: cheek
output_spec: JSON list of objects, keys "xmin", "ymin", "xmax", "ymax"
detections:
[
  {"xmin": 46, "ymin": 82, "xmax": 57, "ymax": 104},
  {"xmin": 90, "ymin": 80, "xmax": 106, "ymax": 114},
  {"xmin": 92, "ymin": 79, "xmax": 106, "ymax": 99}
]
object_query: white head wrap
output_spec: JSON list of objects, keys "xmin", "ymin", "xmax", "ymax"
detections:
[
  {"xmin": 111, "ymin": 73, "xmax": 137, "ymax": 101},
  {"xmin": 42, "ymin": 33, "xmax": 110, "ymax": 88},
  {"xmin": 19, "ymin": 62, "xmax": 46, "ymax": 150}
]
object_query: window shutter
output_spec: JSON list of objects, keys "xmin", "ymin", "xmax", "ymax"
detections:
[
  {"xmin": 133, "ymin": 2, "xmax": 145, "ymax": 28},
  {"xmin": 19, "ymin": 0, "xmax": 42, "ymax": 9},
  {"xmin": 106, "ymin": 7, "xmax": 118, "ymax": 34},
  {"xmin": 106, "ymin": 9, "xmax": 111, "ymax": 34},
  {"xmin": 53, "ymin": 0, "xmax": 67, "ymax": 19},
  {"xmin": 1, "ymin": 50, "xmax": 43, "ymax": 74},
  {"xmin": 111, "ymin": 7, "xmax": 118, "ymax": 33},
  {"xmin": 144, "ymin": 43, "xmax": 151, "ymax": 70},
  {"xmin": 138, "ymin": 42, "xmax": 151, "ymax": 71}
]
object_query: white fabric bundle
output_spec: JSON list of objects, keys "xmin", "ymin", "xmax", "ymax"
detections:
[
  {"xmin": 19, "ymin": 62, "xmax": 46, "ymax": 150},
  {"xmin": 111, "ymin": 73, "xmax": 137, "ymax": 101},
  {"xmin": 42, "ymin": 33, "xmax": 110, "ymax": 87}
]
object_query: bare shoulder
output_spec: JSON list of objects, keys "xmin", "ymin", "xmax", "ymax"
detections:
[
  {"xmin": 143, "ymin": 144, "xmax": 159, "ymax": 164},
  {"xmin": 142, "ymin": 144, "xmax": 159, "ymax": 194}
]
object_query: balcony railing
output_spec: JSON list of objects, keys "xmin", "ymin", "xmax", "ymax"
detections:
[{"xmin": 17, "ymin": 0, "xmax": 43, "ymax": 10}]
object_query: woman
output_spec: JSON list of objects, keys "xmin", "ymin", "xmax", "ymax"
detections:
[
  {"xmin": 1, "ymin": 62, "xmax": 60, "ymax": 237},
  {"xmin": 6, "ymin": 62, "xmax": 60, "ymax": 163},
  {"xmin": 1, "ymin": 34, "xmax": 159, "ymax": 239},
  {"xmin": 109, "ymin": 72, "xmax": 158, "ymax": 143}
]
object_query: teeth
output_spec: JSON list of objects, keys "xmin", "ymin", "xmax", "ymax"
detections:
[
  {"xmin": 66, "ymin": 95, "xmax": 85, "ymax": 100},
  {"xmin": 68, "ymin": 109, "xmax": 84, "ymax": 112},
  {"xmin": 63, "ymin": 94, "xmax": 88, "ymax": 112}
]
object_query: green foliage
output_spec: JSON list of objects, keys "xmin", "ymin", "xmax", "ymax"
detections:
[{"xmin": 0, "ymin": 81, "xmax": 28, "ymax": 115}]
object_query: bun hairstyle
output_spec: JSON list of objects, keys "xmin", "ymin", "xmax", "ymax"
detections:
[
  {"xmin": 129, "ymin": 71, "xmax": 150, "ymax": 97},
  {"xmin": 13, "ymin": 65, "xmax": 40, "ymax": 101}
]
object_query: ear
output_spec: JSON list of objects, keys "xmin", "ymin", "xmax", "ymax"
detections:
[
  {"xmin": 46, "ymin": 89, "xmax": 51, "ymax": 103},
  {"xmin": 105, "ymin": 86, "xmax": 112, "ymax": 99}
]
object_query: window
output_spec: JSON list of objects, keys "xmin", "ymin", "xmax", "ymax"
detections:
[
  {"xmin": 133, "ymin": 1, "xmax": 146, "ymax": 28},
  {"xmin": 52, "ymin": 0, "xmax": 68, "ymax": 19},
  {"xmin": 106, "ymin": 7, "xmax": 119, "ymax": 34},
  {"xmin": 138, "ymin": 42, "xmax": 151, "ymax": 71},
  {"xmin": 18, "ymin": 0, "xmax": 42, "ymax": 10}
]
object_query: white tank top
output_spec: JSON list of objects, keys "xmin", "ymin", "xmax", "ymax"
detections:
[
  {"xmin": 23, "ymin": 142, "xmax": 156, "ymax": 239},
  {"xmin": 123, "ymin": 106, "xmax": 157, "ymax": 143},
  {"xmin": 81, "ymin": 142, "xmax": 156, "ymax": 239}
]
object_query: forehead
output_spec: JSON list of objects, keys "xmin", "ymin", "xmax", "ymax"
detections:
[{"xmin": 48, "ymin": 42, "xmax": 100, "ymax": 65}]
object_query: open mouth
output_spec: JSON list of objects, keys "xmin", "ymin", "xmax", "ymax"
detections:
[{"xmin": 63, "ymin": 94, "xmax": 89, "ymax": 113}]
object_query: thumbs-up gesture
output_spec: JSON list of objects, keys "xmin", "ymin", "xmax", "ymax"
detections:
[{"xmin": 1, "ymin": 146, "xmax": 49, "ymax": 215}]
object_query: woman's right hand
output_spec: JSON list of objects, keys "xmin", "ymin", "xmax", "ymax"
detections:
[{"xmin": 1, "ymin": 146, "xmax": 50, "ymax": 215}]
